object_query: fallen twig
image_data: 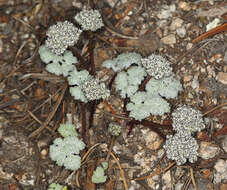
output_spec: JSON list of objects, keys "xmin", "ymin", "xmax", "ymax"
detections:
[
  {"xmin": 28, "ymin": 84, "xmax": 68, "ymax": 138},
  {"xmin": 134, "ymin": 161, "xmax": 176, "ymax": 181},
  {"xmin": 192, "ymin": 23, "xmax": 227, "ymax": 44},
  {"xmin": 190, "ymin": 167, "xmax": 198, "ymax": 190}
]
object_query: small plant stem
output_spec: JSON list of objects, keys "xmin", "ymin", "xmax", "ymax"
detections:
[
  {"xmin": 106, "ymin": 136, "xmax": 115, "ymax": 161},
  {"xmin": 88, "ymin": 100, "xmax": 96, "ymax": 129},
  {"xmin": 81, "ymin": 102, "xmax": 87, "ymax": 144},
  {"xmin": 88, "ymin": 31, "xmax": 95, "ymax": 76},
  {"xmin": 103, "ymin": 100, "xmax": 121, "ymax": 124}
]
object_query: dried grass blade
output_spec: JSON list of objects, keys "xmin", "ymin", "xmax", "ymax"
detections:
[{"xmin": 28, "ymin": 84, "xmax": 68, "ymax": 138}]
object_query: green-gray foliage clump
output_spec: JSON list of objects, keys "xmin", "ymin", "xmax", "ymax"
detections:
[
  {"xmin": 68, "ymin": 69, "xmax": 110, "ymax": 102},
  {"xmin": 164, "ymin": 105, "xmax": 205, "ymax": 165},
  {"xmin": 49, "ymin": 136, "xmax": 85, "ymax": 171},
  {"xmin": 126, "ymin": 92, "xmax": 170, "ymax": 121},
  {"xmin": 58, "ymin": 123, "xmax": 78, "ymax": 138},
  {"xmin": 141, "ymin": 54, "xmax": 173, "ymax": 79},
  {"xmin": 145, "ymin": 75, "xmax": 182, "ymax": 99},
  {"xmin": 172, "ymin": 105, "xmax": 205, "ymax": 133},
  {"xmin": 102, "ymin": 52, "xmax": 142, "ymax": 71},
  {"xmin": 114, "ymin": 54, "xmax": 182, "ymax": 121},
  {"xmin": 74, "ymin": 9, "xmax": 104, "ymax": 31},
  {"xmin": 38, "ymin": 45, "xmax": 78, "ymax": 77},
  {"xmin": 48, "ymin": 183, "xmax": 67, "ymax": 190},
  {"xmin": 45, "ymin": 21, "xmax": 82, "ymax": 55},
  {"xmin": 114, "ymin": 66, "xmax": 147, "ymax": 98},
  {"xmin": 164, "ymin": 131, "xmax": 199, "ymax": 165},
  {"xmin": 92, "ymin": 162, "xmax": 108, "ymax": 184},
  {"xmin": 49, "ymin": 123, "xmax": 85, "ymax": 171},
  {"xmin": 108, "ymin": 123, "xmax": 122, "ymax": 136}
]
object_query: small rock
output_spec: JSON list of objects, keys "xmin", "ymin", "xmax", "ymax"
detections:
[
  {"xmin": 192, "ymin": 76, "xmax": 200, "ymax": 89},
  {"xmin": 0, "ymin": 129, "xmax": 3, "ymax": 139},
  {"xmin": 72, "ymin": 1, "xmax": 82, "ymax": 8},
  {"xmin": 169, "ymin": 4, "xmax": 176, "ymax": 12},
  {"xmin": 214, "ymin": 159, "xmax": 227, "ymax": 184},
  {"xmin": 41, "ymin": 149, "xmax": 47, "ymax": 157},
  {"xmin": 157, "ymin": 4, "xmax": 176, "ymax": 19},
  {"xmin": 106, "ymin": 0, "xmax": 118, "ymax": 7},
  {"xmin": 224, "ymin": 51, "xmax": 227, "ymax": 63},
  {"xmin": 0, "ymin": 39, "xmax": 2, "ymax": 53},
  {"xmin": 186, "ymin": 43, "xmax": 193, "ymax": 50},
  {"xmin": 161, "ymin": 34, "xmax": 176, "ymax": 45},
  {"xmin": 176, "ymin": 27, "xmax": 186, "ymax": 38},
  {"xmin": 178, "ymin": 1, "xmax": 191, "ymax": 11},
  {"xmin": 162, "ymin": 170, "xmax": 171, "ymax": 185},
  {"xmin": 183, "ymin": 75, "xmax": 193, "ymax": 82},
  {"xmin": 157, "ymin": 10, "xmax": 172, "ymax": 19},
  {"xmin": 215, "ymin": 159, "xmax": 227, "ymax": 173},
  {"xmin": 222, "ymin": 136, "xmax": 227, "ymax": 153},
  {"xmin": 199, "ymin": 141, "xmax": 220, "ymax": 160},
  {"xmin": 144, "ymin": 131, "xmax": 163, "ymax": 150},
  {"xmin": 206, "ymin": 18, "xmax": 220, "ymax": 32},
  {"xmin": 175, "ymin": 182, "xmax": 184, "ymax": 190},
  {"xmin": 217, "ymin": 72, "xmax": 227, "ymax": 85},
  {"xmin": 170, "ymin": 18, "xmax": 184, "ymax": 31}
]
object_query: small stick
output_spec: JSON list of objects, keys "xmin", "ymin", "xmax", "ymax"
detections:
[
  {"xmin": 110, "ymin": 151, "xmax": 129, "ymax": 190},
  {"xmin": 192, "ymin": 23, "xmax": 227, "ymax": 44},
  {"xmin": 190, "ymin": 167, "xmax": 198, "ymax": 190},
  {"xmin": 81, "ymin": 102, "xmax": 87, "ymax": 144},
  {"xmin": 134, "ymin": 161, "xmax": 176, "ymax": 181},
  {"xmin": 28, "ymin": 84, "xmax": 68, "ymax": 138},
  {"xmin": 115, "ymin": 3, "xmax": 135, "ymax": 28},
  {"xmin": 103, "ymin": 100, "xmax": 121, "ymax": 124},
  {"xmin": 203, "ymin": 101, "xmax": 227, "ymax": 116}
]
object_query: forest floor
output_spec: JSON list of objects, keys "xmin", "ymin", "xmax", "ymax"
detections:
[{"xmin": 0, "ymin": 0, "xmax": 227, "ymax": 190}]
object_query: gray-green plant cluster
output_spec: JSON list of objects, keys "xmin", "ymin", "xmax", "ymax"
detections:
[
  {"xmin": 164, "ymin": 105, "xmax": 205, "ymax": 165},
  {"xmin": 45, "ymin": 21, "xmax": 82, "ymax": 55},
  {"xmin": 48, "ymin": 183, "xmax": 67, "ymax": 190},
  {"xmin": 38, "ymin": 9, "xmax": 110, "ymax": 103},
  {"xmin": 103, "ymin": 53, "xmax": 182, "ymax": 121},
  {"xmin": 102, "ymin": 52, "xmax": 142, "ymax": 71},
  {"xmin": 172, "ymin": 105, "xmax": 205, "ymax": 133},
  {"xmin": 49, "ymin": 123, "xmax": 85, "ymax": 171},
  {"xmin": 141, "ymin": 54, "xmax": 173, "ymax": 79},
  {"xmin": 108, "ymin": 123, "xmax": 122, "ymax": 136},
  {"xmin": 74, "ymin": 8, "xmax": 104, "ymax": 31},
  {"xmin": 68, "ymin": 68, "xmax": 110, "ymax": 102},
  {"xmin": 164, "ymin": 131, "xmax": 199, "ymax": 165},
  {"xmin": 92, "ymin": 162, "xmax": 108, "ymax": 184}
]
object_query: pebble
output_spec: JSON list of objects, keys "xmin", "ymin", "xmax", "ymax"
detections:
[
  {"xmin": 170, "ymin": 18, "xmax": 184, "ymax": 31},
  {"xmin": 214, "ymin": 159, "xmax": 227, "ymax": 184},
  {"xmin": 41, "ymin": 149, "xmax": 47, "ymax": 157},
  {"xmin": 224, "ymin": 51, "xmax": 227, "ymax": 63},
  {"xmin": 0, "ymin": 129, "xmax": 3, "ymax": 139},
  {"xmin": 162, "ymin": 170, "xmax": 171, "ymax": 186},
  {"xmin": 183, "ymin": 75, "xmax": 193, "ymax": 82},
  {"xmin": 206, "ymin": 18, "xmax": 220, "ymax": 32},
  {"xmin": 186, "ymin": 43, "xmax": 193, "ymax": 50},
  {"xmin": 178, "ymin": 1, "xmax": 191, "ymax": 11},
  {"xmin": 157, "ymin": 4, "xmax": 176, "ymax": 19},
  {"xmin": 175, "ymin": 182, "xmax": 184, "ymax": 190},
  {"xmin": 161, "ymin": 34, "xmax": 176, "ymax": 45},
  {"xmin": 217, "ymin": 72, "xmax": 227, "ymax": 85},
  {"xmin": 191, "ymin": 76, "xmax": 200, "ymax": 89},
  {"xmin": 199, "ymin": 141, "xmax": 220, "ymax": 160},
  {"xmin": 176, "ymin": 27, "xmax": 186, "ymax": 38},
  {"xmin": 222, "ymin": 136, "xmax": 227, "ymax": 153},
  {"xmin": 144, "ymin": 131, "xmax": 163, "ymax": 150},
  {"xmin": 0, "ymin": 39, "xmax": 2, "ymax": 53}
]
